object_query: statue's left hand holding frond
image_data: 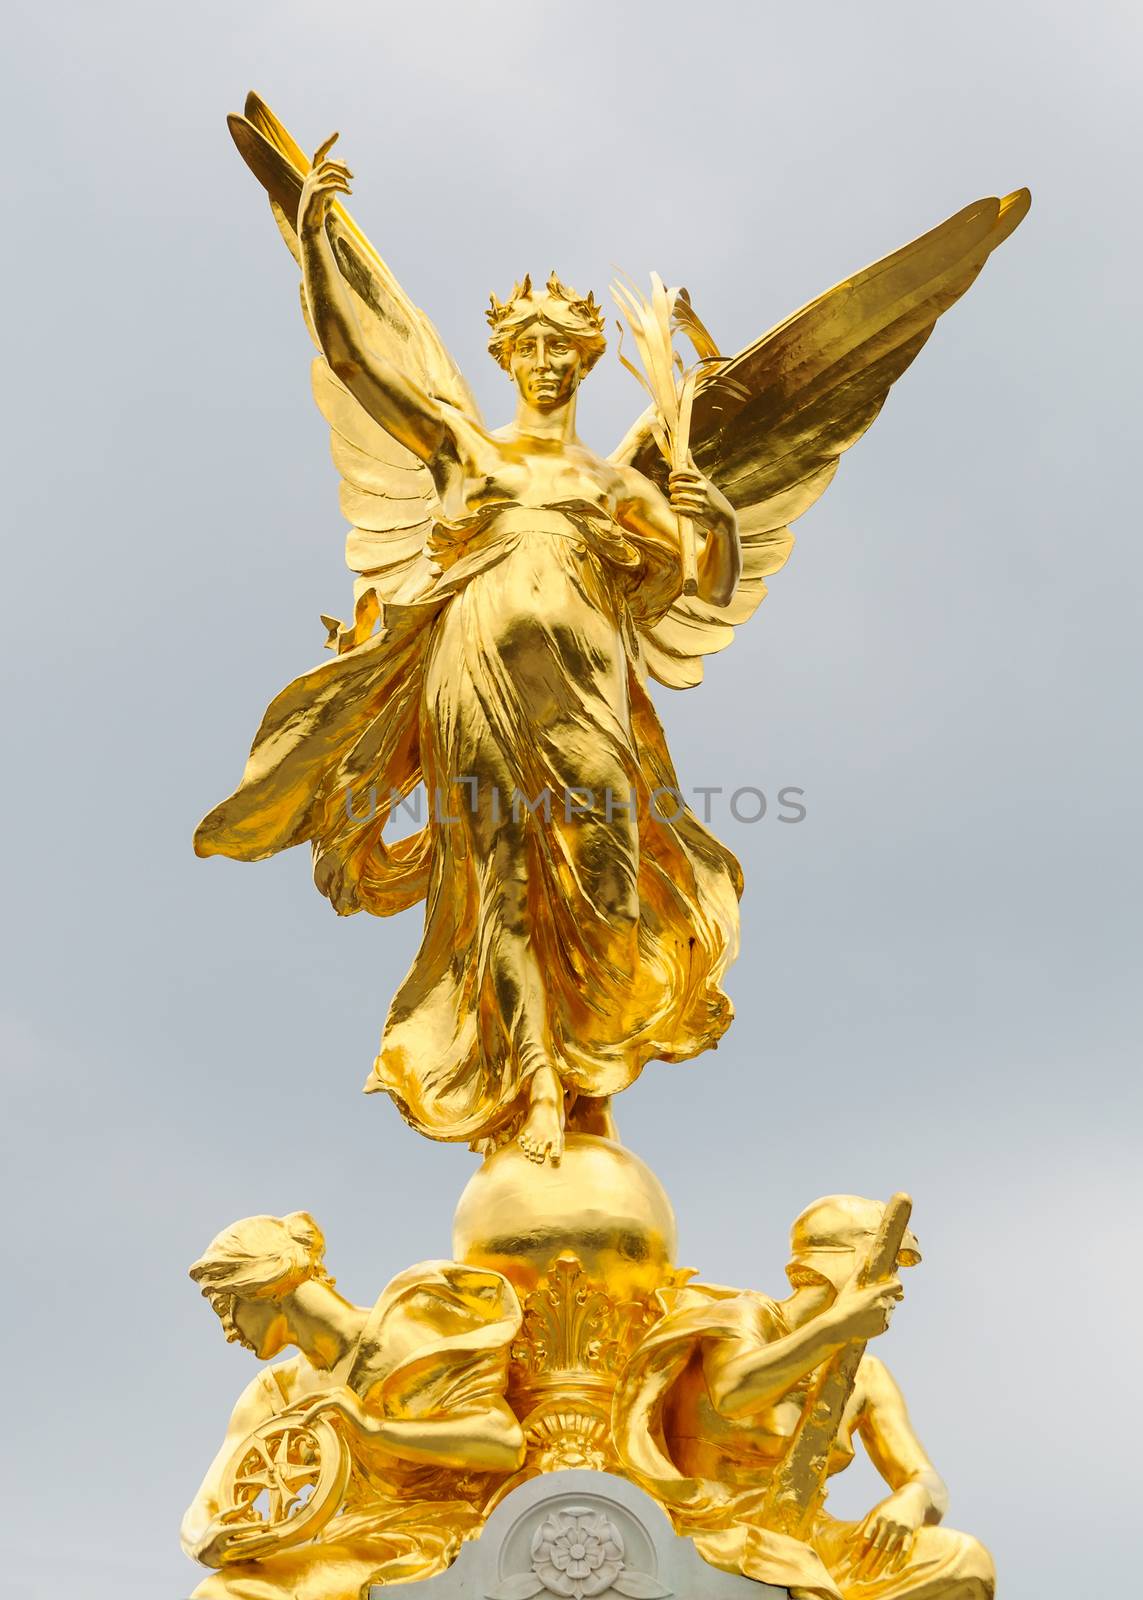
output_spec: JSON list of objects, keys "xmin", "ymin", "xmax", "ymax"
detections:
[{"xmin": 611, "ymin": 190, "xmax": 1030, "ymax": 689}]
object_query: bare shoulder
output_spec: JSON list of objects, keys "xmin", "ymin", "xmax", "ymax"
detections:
[
  {"xmin": 223, "ymin": 1369, "xmax": 279, "ymax": 1437},
  {"xmin": 610, "ymin": 458, "xmax": 659, "ymax": 505},
  {"xmin": 703, "ymin": 1290, "xmax": 785, "ymax": 1360},
  {"xmin": 225, "ymin": 1358, "xmax": 304, "ymax": 1436},
  {"xmin": 439, "ymin": 401, "xmax": 498, "ymax": 457}
]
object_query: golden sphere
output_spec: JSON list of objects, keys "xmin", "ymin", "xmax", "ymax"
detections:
[{"xmin": 453, "ymin": 1134, "xmax": 677, "ymax": 1296}]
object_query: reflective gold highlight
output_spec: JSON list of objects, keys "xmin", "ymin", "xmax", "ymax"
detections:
[{"xmin": 183, "ymin": 90, "xmax": 1026, "ymax": 1600}]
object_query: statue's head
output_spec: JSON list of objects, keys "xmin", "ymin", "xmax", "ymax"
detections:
[
  {"xmin": 785, "ymin": 1195, "xmax": 922, "ymax": 1296},
  {"xmin": 487, "ymin": 273, "xmax": 606, "ymax": 409},
  {"xmin": 189, "ymin": 1211, "xmax": 334, "ymax": 1359}
]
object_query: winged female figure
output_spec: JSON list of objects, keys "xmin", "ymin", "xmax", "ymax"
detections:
[{"xmin": 196, "ymin": 94, "xmax": 1028, "ymax": 1164}]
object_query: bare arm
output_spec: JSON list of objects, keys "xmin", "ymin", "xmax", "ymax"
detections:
[
  {"xmin": 855, "ymin": 1355, "xmax": 948, "ymax": 1522},
  {"xmin": 616, "ymin": 463, "xmax": 741, "ymax": 608},
  {"xmin": 669, "ymin": 461, "xmax": 742, "ymax": 607},
  {"xmin": 705, "ymin": 1280, "xmax": 904, "ymax": 1419},
  {"xmin": 297, "ymin": 140, "xmax": 450, "ymax": 466},
  {"xmin": 706, "ymin": 1307, "xmax": 849, "ymax": 1419},
  {"xmin": 180, "ymin": 1369, "xmax": 283, "ymax": 1566},
  {"xmin": 303, "ymin": 1389, "xmax": 525, "ymax": 1475}
]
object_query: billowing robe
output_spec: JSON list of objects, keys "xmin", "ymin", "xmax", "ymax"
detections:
[
  {"xmin": 188, "ymin": 1261, "xmax": 522, "ymax": 1600},
  {"xmin": 195, "ymin": 502, "xmax": 742, "ymax": 1144}
]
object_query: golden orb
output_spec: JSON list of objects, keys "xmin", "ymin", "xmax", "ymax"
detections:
[{"xmin": 453, "ymin": 1134, "xmax": 677, "ymax": 1296}]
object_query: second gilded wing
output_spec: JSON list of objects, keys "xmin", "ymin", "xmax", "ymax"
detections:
[{"xmin": 611, "ymin": 190, "xmax": 1031, "ymax": 687}]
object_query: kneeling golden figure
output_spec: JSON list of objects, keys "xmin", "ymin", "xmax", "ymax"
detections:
[{"xmin": 181, "ymin": 1212, "xmax": 525, "ymax": 1600}]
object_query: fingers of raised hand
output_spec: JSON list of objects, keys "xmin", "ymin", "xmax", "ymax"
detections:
[
  {"xmin": 311, "ymin": 162, "xmax": 352, "ymax": 195},
  {"xmin": 301, "ymin": 167, "xmax": 351, "ymax": 226},
  {"xmin": 304, "ymin": 130, "xmax": 353, "ymax": 210},
  {"xmin": 318, "ymin": 157, "xmax": 353, "ymax": 182}
]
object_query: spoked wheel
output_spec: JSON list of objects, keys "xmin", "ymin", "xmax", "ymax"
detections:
[{"xmin": 218, "ymin": 1414, "xmax": 350, "ymax": 1554}]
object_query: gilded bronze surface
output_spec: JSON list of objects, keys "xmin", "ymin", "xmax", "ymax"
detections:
[
  {"xmin": 195, "ymin": 92, "xmax": 1028, "ymax": 1164},
  {"xmin": 611, "ymin": 1193, "xmax": 992, "ymax": 1598},
  {"xmin": 182, "ymin": 1213, "xmax": 526, "ymax": 1596},
  {"xmin": 185, "ymin": 90, "xmax": 1027, "ymax": 1600}
]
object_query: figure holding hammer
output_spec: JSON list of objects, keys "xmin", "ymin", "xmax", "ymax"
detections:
[{"xmin": 613, "ymin": 1194, "xmax": 995, "ymax": 1599}]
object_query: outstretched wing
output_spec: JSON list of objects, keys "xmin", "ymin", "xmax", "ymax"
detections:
[
  {"xmin": 229, "ymin": 93, "xmax": 481, "ymax": 640},
  {"xmin": 612, "ymin": 190, "xmax": 1031, "ymax": 688}
]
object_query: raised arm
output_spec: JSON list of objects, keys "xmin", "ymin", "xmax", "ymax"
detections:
[{"xmin": 298, "ymin": 140, "xmax": 450, "ymax": 466}]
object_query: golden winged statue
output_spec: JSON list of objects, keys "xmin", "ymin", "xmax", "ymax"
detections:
[{"xmin": 195, "ymin": 93, "xmax": 1029, "ymax": 1165}]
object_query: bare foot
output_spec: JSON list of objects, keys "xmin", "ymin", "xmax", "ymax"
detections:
[{"xmin": 517, "ymin": 1065, "xmax": 565, "ymax": 1165}]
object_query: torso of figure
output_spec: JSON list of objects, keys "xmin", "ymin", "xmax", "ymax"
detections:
[
  {"xmin": 431, "ymin": 407, "xmax": 656, "ymax": 535},
  {"xmin": 663, "ymin": 1302, "xmax": 861, "ymax": 1489}
]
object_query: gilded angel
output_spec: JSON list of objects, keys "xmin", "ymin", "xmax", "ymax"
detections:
[{"xmin": 196, "ymin": 95, "xmax": 1028, "ymax": 1163}]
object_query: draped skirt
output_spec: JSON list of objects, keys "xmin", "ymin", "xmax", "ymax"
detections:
[{"xmin": 195, "ymin": 509, "xmax": 742, "ymax": 1146}]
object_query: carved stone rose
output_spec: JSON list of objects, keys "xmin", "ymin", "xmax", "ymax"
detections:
[{"xmin": 486, "ymin": 1504, "xmax": 669, "ymax": 1600}]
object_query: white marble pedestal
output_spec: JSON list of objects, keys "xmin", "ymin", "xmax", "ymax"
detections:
[{"xmin": 370, "ymin": 1470, "xmax": 783, "ymax": 1599}]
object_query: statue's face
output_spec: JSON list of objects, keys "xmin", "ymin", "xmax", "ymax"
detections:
[
  {"xmin": 509, "ymin": 320, "xmax": 583, "ymax": 410},
  {"xmin": 228, "ymin": 1295, "xmax": 291, "ymax": 1359}
]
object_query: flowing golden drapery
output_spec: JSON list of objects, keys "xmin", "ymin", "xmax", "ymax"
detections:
[
  {"xmin": 189, "ymin": 1261, "xmax": 522, "ymax": 1600},
  {"xmin": 195, "ymin": 503, "xmax": 742, "ymax": 1144},
  {"xmin": 612, "ymin": 1285, "xmax": 994, "ymax": 1599}
]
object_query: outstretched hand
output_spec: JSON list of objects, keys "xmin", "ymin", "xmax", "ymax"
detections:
[{"xmin": 298, "ymin": 133, "xmax": 353, "ymax": 236}]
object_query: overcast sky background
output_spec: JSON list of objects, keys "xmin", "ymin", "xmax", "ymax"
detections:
[{"xmin": 2, "ymin": 3, "xmax": 1140, "ymax": 1595}]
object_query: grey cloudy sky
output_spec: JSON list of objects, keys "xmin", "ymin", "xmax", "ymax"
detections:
[{"xmin": 2, "ymin": 2, "xmax": 1139, "ymax": 1595}]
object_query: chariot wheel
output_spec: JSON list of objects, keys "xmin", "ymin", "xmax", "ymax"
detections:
[{"xmin": 217, "ymin": 1413, "xmax": 350, "ymax": 1554}]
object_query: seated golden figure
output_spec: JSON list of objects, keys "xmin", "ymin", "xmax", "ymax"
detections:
[
  {"xmin": 613, "ymin": 1196, "xmax": 994, "ymax": 1599},
  {"xmin": 181, "ymin": 1212, "xmax": 525, "ymax": 1600}
]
